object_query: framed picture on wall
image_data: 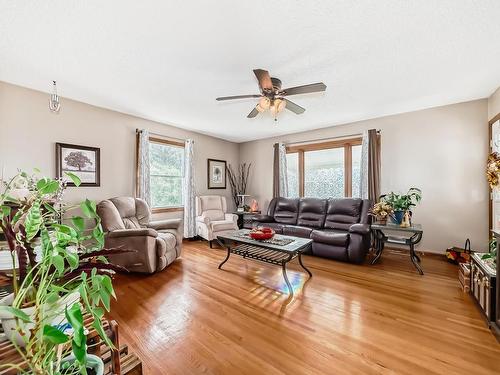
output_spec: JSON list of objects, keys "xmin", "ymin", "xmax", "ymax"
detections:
[
  {"xmin": 207, "ymin": 158, "xmax": 226, "ymax": 189},
  {"xmin": 56, "ymin": 143, "xmax": 100, "ymax": 186}
]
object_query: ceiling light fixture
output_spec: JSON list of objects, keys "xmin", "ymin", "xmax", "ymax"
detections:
[
  {"xmin": 256, "ymin": 97, "xmax": 270, "ymax": 112},
  {"xmin": 49, "ymin": 80, "xmax": 61, "ymax": 113},
  {"xmin": 270, "ymin": 98, "xmax": 287, "ymax": 121}
]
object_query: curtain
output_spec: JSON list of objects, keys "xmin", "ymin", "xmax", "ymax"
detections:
[
  {"xmin": 273, "ymin": 142, "xmax": 288, "ymax": 198},
  {"xmin": 137, "ymin": 129, "xmax": 151, "ymax": 206},
  {"xmin": 183, "ymin": 139, "xmax": 196, "ymax": 238},
  {"xmin": 360, "ymin": 129, "xmax": 381, "ymax": 201}
]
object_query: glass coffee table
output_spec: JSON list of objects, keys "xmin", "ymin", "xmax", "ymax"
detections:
[{"xmin": 216, "ymin": 229, "xmax": 312, "ymax": 295}]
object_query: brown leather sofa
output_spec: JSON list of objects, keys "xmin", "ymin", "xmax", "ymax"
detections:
[
  {"xmin": 97, "ymin": 197, "xmax": 183, "ymax": 273},
  {"xmin": 253, "ymin": 197, "xmax": 372, "ymax": 264}
]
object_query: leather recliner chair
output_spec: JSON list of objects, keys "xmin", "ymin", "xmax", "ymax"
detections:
[
  {"xmin": 253, "ymin": 197, "xmax": 372, "ymax": 263},
  {"xmin": 97, "ymin": 197, "xmax": 183, "ymax": 273}
]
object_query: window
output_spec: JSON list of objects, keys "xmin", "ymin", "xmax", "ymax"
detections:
[
  {"xmin": 148, "ymin": 137, "xmax": 184, "ymax": 210},
  {"xmin": 286, "ymin": 138, "xmax": 362, "ymax": 198}
]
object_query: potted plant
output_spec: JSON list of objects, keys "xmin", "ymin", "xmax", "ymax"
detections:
[
  {"xmin": 0, "ymin": 170, "xmax": 128, "ymax": 374},
  {"xmin": 381, "ymin": 188, "xmax": 422, "ymax": 225},
  {"xmin": 370, "ymin": 201, "xmax": 393, "ymax": 225},
  {"xmin": 481, "ymin": 237, "xmax": 497, "ymax": 264}
]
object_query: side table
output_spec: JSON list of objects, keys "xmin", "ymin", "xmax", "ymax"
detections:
[
  {"xmin": 233, "ymin": 211, "xmax": 261, "ymax": 229},
  {"xmin": 371, "ymin": 223, "xmax": 424, "ymax": 275}
]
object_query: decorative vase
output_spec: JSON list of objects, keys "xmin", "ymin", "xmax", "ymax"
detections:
[
  {"xmin": 393, "ymin": 210, "xmax": 405, "ymax": 225},
  {"xmin": 400, "ymin": 211, "xmax": 411, "ymax": 228},
  {"xmin": 376, "ymin": 216, "xmax": 387, "ymax": 225}
]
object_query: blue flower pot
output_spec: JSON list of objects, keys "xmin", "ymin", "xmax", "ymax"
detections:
[{"xmin": 393, "ymin": 210, "xmax": 405, "ymax": 225}]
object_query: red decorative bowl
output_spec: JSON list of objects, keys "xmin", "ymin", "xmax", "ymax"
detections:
[{"xmin": 249, "ymin": 227, "xmax": 275, "ymax": 240}]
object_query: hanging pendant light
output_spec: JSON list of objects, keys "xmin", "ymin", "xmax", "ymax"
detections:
[{"xmin": 49, "ymin": 80, "xmax": 61, "ymax": 113}]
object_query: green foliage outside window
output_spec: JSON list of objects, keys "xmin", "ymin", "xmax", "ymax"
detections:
[{"xmin": 149, "ymin": 142, "xmax": 184, "ymax": 208}]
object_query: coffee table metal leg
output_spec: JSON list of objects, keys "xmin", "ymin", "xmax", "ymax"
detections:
[
  {"xmin": 218, "ymin": 247, "xmax": 231, "ymax": 269},
  {"xmin": 298, "ymin": 253, "xmax": 312, "ymax": 277},
  {"xmin": 282, "ymin": 262, "xmax": 294, "ymax": 296}
]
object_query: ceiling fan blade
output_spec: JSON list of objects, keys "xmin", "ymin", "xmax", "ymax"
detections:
[
  {"xmin": 281, "ymin": 82, "xmax": 327, "ymax": 96},
  {"xmin": 284, "ymin": 99, "xmax": 306, "ymax": 114},
  {"xmin": 216, "ymin": 94, "xmax": 261, "ymax": 101},
  {"xmin": 247, "ymin": 107, "xmax": 259, "ymax": 118},
  {"xmin": 253, "ymin": 69, "xmax": 273, "ymax": 91}
]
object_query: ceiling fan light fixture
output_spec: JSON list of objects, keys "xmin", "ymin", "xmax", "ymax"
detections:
[
  {"xmin": 271, "ymin": 98, "xmax": 286, "ymax": 116},
  {"xmin": 259, "ymin": 96, "xmax": 270, "ymax": 110}
]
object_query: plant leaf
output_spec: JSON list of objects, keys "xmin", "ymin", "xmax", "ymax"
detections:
[
  {"xmin": 52, "ymin": 254, "xmax": 65, "ymax": 275},
  {"xmin": 0, "ymin": 306, "xmax": 32, "ymax": 322},
  {"xmin": 24, "ymin": 199, "xmax": 42, "ymax": 241},
  {"xmin": 99, "ymin": 288, "xmax": 111, "ymax": 311},
  {"xmin": 42, "ymin": 324, "xmax": 69, "ymax": 345},
  {"xmin": 71, "ymin": 216, "xmax": 85, "ymax": 232},
  {"xmin": 65, "ymin": 172, "xmax": 81, "ymax": 187},
  {"xmin": 66, "ymin": 252, "xmax": 79, "ymax": 269},
  {"xmin": 80, "ymin": 199, "xmax": 97, "ymax": 218},
  {"xmin": 101, "ymin": 274, "xmax": 115, "ymax": 298}
]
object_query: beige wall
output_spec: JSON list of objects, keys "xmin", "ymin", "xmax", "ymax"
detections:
[
  {"xmin": 0, "ymin": 80, "xmax": 491, "ymax": 253},
  {"xmin": 0, "ymin": 81, "xmax": 239, "ymax": 219},
  {"xmin": 240, "ymin": 100, "xmax": 489, "ymax": 253},
  {"xmin": 488, "ymin": 86, "xmax": 500, "ymax": 121}
]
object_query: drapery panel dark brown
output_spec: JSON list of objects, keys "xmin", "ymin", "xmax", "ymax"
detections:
[{"xmin": 367, "ymin": 129, "xmax": 381, "ymax": 202}]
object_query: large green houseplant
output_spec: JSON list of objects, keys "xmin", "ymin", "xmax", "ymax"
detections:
[
  {"xmin": 381, "ymin": 187, "xmax": 422, "ymax": 224},
  {"xmin": 0, "ymin": 170, "xmax": 127, "ymax": 374}
]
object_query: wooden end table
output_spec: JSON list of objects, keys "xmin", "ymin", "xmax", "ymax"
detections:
[{"xmin": 371, "ymin": 223, "xmax": 424, "ymax": 275}]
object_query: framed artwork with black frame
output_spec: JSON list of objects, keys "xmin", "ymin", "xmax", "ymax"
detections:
[
  {"xmin": 207, "ymin": 158, "xmax": 226, "ymax": 189},
  {"xmin": 56, "ymin": 142, "xmax": 100, "ymax": 187}
]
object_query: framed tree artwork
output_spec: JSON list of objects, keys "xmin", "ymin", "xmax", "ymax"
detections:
[
  {"xmin": 207, "ymin": 158, "xmax": 226, "ymax": 189},
  {"xmin": 56, "ymin": 143, "xmax": 100, "ymax": 186}
]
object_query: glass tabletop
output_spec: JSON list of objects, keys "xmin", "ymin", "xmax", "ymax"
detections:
[
  {"xmin": 371, "ymin": 223, "xmax": 423, "ymax": 233},
  {"xmin": 217, "ymin": 229, "xmax": 312, "ymax": 253}
]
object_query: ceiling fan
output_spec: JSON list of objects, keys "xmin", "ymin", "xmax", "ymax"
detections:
[{"xmin": 216, "ymin": 69, "xmax": 327, "ymax": 120}]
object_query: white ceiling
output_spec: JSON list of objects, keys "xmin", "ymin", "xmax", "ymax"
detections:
[{"xmin": 1, "ymin": 1, "xmax": 500, "ymax": 142}]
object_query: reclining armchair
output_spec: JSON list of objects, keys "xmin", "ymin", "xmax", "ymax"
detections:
[
  {"xmin": 97, "ymin": 197, "xmax": 183, "ymax": 273},
  {"xmin": 196, "ymin": 195, "xmax": 238, "ymax": 247}
]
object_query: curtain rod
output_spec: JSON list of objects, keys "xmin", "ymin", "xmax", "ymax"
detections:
[
  {"xmin": 136, "ymin": 128, "xmax": 186, "ymax": 142},
  {"xmin": 285, "ymin": 129, "xmax": 380, "ymax": 146}
]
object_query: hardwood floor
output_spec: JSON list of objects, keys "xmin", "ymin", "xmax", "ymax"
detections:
[{"xmin": 109, "ymin": 240, "xmax": 500, "ymax": 374}]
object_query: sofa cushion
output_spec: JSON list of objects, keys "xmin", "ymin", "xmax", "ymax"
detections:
[
  {"xmin": 324, "ymin": 198, "xmax": 363, "ymax": 230},
  {"xmin": 297, "ymin": 198, "xmax": 327, "ymax": 228},
  {"xmin": 97, "ymin": 200, "xmax": 126, "ymax": 232},
  {"xmin": 310, "ymin": 230, "xmax": 349, "ymax": 247},
  {"xmin": 258, "ymin": 222, "xmax": 284, "ymax": 234},
  {"xmin": 312, "ymin": 242, "xmax": 348, "ymax": 261},
  {"xmin": 282, "ymin": 225, "xmax": 313, "ymax": 238},
  {"xmin": 204, "ymin": 209, "xmax": 225, "ymax": 221},
  {"xmin": 211, "ymin": 219, "xmax": 237, "ymax": 232},
  {"xmin": 273, "ymin": 198, "xmax": 299, "ymax": 224}
]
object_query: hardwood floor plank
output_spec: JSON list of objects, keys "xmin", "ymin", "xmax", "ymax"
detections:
[{"xmin": 109, "ymin": 241, "xmax": 500, "ymax": 374}]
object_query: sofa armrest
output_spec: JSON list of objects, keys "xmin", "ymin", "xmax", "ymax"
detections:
[
  {"xmin": 196, "ymin": 215, "xmax": 210, "ymax": 225},
  {"xmin": 224, "ymin": 213, "xmax": 238, "ymax": 224},
  {"xmin": 148, "ymin": 218, "xmax": 182, "ymax": 231},
  {"xmin": 349, "ymin": 223, "xmax": 371, "ymax": 235},
  {"xmin": 253, "ymin": 214, "xmax": 275, "ymax": 223},
  {"xmin": 107, "ymin": 228, "xmax": 158, "ymax": 238}
]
